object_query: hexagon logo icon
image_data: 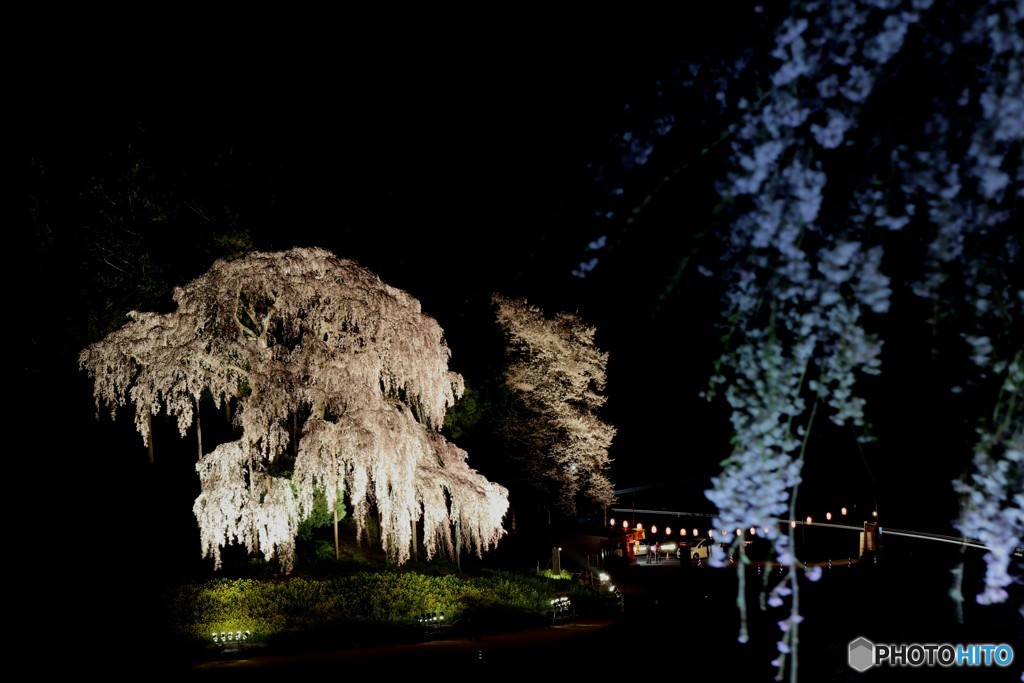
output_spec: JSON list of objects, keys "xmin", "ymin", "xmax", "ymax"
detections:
[{"xmin": 848, "ymin": 637, "xmax": 875, "ymax": 672}]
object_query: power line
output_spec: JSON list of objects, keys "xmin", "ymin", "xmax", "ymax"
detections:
[{"xmin": 607, "ymin": 508, "xmax": 1006, "ymax": 553}]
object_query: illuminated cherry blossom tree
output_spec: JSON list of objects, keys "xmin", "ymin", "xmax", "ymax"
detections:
[
  {"xmin": 699, "ymin": 5, "xmax": 1022, "ymax": 657},
  {"xmin": 575, "ymin": 1, "xmax": 1021, "ymax": 679},
  {"xmin": 80, "ymin": 247, "xmax": 509, "ymax": 571},
  {"xmin": 493, "ymin": 294, "xmax": 616, "ymax": 516}
]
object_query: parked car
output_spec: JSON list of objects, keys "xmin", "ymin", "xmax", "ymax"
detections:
[{"xmin": 684, "ymin": 538, "xmax": 715, "ymax": 560}]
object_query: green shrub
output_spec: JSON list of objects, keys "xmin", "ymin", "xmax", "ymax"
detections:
[{"xmin": 168, "ymin": 566, "xmax": 591, "ymax": 651}]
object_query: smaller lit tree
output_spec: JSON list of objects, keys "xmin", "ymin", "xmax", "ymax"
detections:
[{"xmin": 492, "ymin": 294, "xmax": 616, "ymax": 517}]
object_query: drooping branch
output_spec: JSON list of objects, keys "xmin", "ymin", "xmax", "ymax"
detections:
[{"xmin": 82, "ymin": 247, "xmax": 508, "ymax": 570}]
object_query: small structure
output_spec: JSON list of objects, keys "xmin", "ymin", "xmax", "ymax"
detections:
[
  {"xmin": 550, "ymin": 595, "xmax": 576, "ymax": 625},
  {"xmin": 416, "ymin": 612, "xmax": 453, "ymax": 636},
  {"xmin": 599, "ymin": 528, "xmax": 645, "ymax": 566}
]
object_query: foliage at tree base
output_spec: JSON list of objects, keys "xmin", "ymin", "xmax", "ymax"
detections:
[{"xmin": 163, "ymin": 565, "xmax": 611, "ymax": 663}]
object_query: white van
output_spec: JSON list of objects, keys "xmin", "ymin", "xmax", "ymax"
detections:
[{"xmin": 686, "ymin": 538, "xmax": 715, "ymax": 560}]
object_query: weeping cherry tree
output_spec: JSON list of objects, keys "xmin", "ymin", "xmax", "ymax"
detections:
[
  {"xmin": 574, "ymin": 1, "xmax": 1021, "ymax": 680},
  {"xmin": 79, "ymin": 246, "xmax": 509, "ymax": 571},
  {"xmin": 698, "ymin": 8, "xmax": 1022, "ymax": 675}
]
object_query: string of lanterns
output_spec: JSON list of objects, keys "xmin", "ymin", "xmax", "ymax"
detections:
[{"xmin": 609, "ymin": 505, "xmax": 877, "ymax": 539}]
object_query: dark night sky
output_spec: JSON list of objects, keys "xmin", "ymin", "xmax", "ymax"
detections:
[
  {"xmin": 24, "ymin": 9, "xmax": 994, "ymax": 550},
  {"xmin": 27, "ymin": 35, "xmax": 740, "ymax": 468}
]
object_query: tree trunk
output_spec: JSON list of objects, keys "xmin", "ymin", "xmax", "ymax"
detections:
[
  {"xmin": 146, "ymin": 412, "xmax": 155, "ymax": 465},
  {"xmin": 334, "ymin": 505, "xmax": 340, "ymax": 560},
  {"xmin": 196, "ymin": 396, "xmax": 203, "ymax": 463},
  {"xmin": 455, "ymin": 523, "xmax": 462, "ymax": 571},
  {"xmin": 411, "ymin": 518, "xmax": 419, "ymax": 563}
]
